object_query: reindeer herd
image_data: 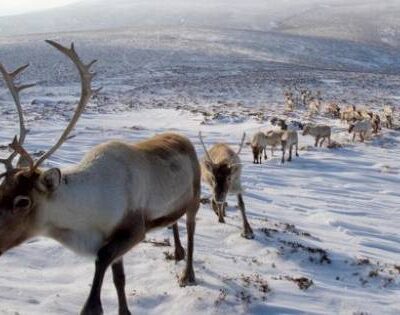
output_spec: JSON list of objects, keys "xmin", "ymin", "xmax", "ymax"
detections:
[
  {"xmin": 0, "ymin": 41, "xmax": 398, "ymax": 315},
  {"xmin": 249, "ymin": 88, "xmax": 397, "ymax": 165}
]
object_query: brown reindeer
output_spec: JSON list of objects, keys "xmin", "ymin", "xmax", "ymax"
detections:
[
  {"xmin": 199, "ymin": 133, "xmax": 254, "ymax": 239},
  {"xmin": 0, "ymin": 41, "xmax": 200, "ymax": 315}
]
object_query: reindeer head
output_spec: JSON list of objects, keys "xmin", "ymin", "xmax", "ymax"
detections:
[
  {"xmin": 0, "ymin": 40, "xmax": 97, "ymax": 256},
  {"xmin": 302, "ymin": 124, "xmax": 311, "ymax": 136},
  {"xmin": 277, "ymin": 119, "xmax": 288, "ymax": 130},
  {"xmin": 199, "ymin": 132, "xmax": 244, "ymax": 207},
  {"xmin": 0, "ymin": 167, "xmax": 62, "ymax": 254},
  {"xmin": 203, "ymin": 160, "xmax": 239, "ymax": 204}
]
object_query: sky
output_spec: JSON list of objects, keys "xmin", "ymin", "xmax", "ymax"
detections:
[{"xmin": 0, "ymin": 0, "xmax": 81, "ymax": 16}]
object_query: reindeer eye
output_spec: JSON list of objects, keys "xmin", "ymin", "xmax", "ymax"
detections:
[{"xmin": 13, "ymin": 196, "xmax": 32, "ymax": 210}]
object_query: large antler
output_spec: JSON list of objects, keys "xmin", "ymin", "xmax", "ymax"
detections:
[
  {"xmin": 33, "ymin": 40, "xmax": 98, "ymax": 168},
  {"xmin": 198, "ymin": 132, "xmax": 214, "ymax": 164},
  {"xmin": 0, "ymin": 63, "xmax": 35, "ymax": 171}
]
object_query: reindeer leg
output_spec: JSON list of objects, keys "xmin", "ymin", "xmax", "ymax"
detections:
[
  {"xmin": 222, "ymin": 202, "xmax": 227, "ymax": 217},
  {"xmin": 217, "ymin": 203, "xmax": 225, "ymax": 223},
  {"xmin": 179, "ymin": 198, "xmax": 200, "ymax": 287},
  {"xmin": 288, "ymin": 145, "xmax": 293, "ymax": 162},
  {"xmin": 112, "ymin": 259, "xmax": 131, "ymax": 315},
  {"xmin": 172, "ymin": 223, "xmax": 185, "ymax": 262},
  {"xmin": 264, "ymin": 148, "xmax": 267, "ymax": 160},
  {"xmin": 81, "ymin": 212, "xmax": 145, "ymax": 315},
  {"xmin": 253, "ymin": 151, "xmax": 258, "ymax": 164},
  {"xmin": 211, "ymin": 198, "xmax": 218, "ymax": 216},
  {"xmin": 295, "ymin": 143, "xmax": 299, "ymax": 157},
  {"xmin": 320, "ymin": 137, "xmax": 325, "ymax": 147},
  {"xmin": 237, "ymin": 194, "xmax": 254, "ymax": 239},
  {"xmin": 314, "ymin": 136, "xmax": 320, "ymax": 147}
]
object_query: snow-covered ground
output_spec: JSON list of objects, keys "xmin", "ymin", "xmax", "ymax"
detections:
[{"xmin": 0, "ymin": 101, "xmax": 399, "ymax": 315}]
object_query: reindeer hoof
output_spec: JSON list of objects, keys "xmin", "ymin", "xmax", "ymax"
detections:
[
  {"xmin": 179, "ymin": 270, "xmax": 196, "ymax": 287},
  {"xmin": 80, "ymin": 303, "xmax": 103, "ymax": 315},
  {"xmin": 118, "ymin": 309, "xmax": 132, "ymax": 315},
  {"xmin": 241, "ymin": 231, "xmax": 255, "ymax": 239},
  {"xmin": 218, "ymin": 218, "xmax": 226, "ymax": 223}
]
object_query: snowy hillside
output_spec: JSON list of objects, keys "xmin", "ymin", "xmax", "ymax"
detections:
[
  {"xmin": 277, "ymin": 0, "xmax": 400, "ymax": 48},
  {"xmin": 0, "ymin": 0, "xmax": 328, "ymax": 36},
  {"xmin": 0, "ymin": 105, "xmax": 399, "ymax": 314},
  {"xmin": 1, "ymin": 0, "xmax": 400, "ymax": 49},
  {"xmin": 1, "ymin": 28, "xmax": 400, "ymax": 118}
]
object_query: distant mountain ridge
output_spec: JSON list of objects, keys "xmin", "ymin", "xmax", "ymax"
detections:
[{"xmin": 0, "ymin": 0, "xmax": 399, "ymax": 48}]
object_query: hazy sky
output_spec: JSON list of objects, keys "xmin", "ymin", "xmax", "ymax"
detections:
[{"xmin": 0, "ymin": 0, "xmax": 81, "ymax": 16}]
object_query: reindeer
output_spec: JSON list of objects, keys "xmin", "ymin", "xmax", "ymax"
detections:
[
  {"xmin": 250, "ymin": 131, "xmax": 267, "ymax": 164},
  {"xmin": 276, "ymin": 122, "xmax": 299, "ymax": 163},
  {"xmin": 326, "ymin": 102, "xmax": 341, "ymax": 118},
  {"xmin": 199, "ymin": 133, "xmax": 254, "ymax": 239},
  {"xmin": 383, "ymin": 105, "xmax": 394, "ymax": 129},
  {"xmin": 0, "ymin": 41, "xmax": 201, "ymax": 315},
  {"xmin": 300, "ymin": 89, "xmax": 312, "ymax": 107},
  {"xmin": 284, "ymin": 90, "xmax": 295, "ymax": 111},
  {"xmin": 302, "ymin": 124, "xmax": 331, "ymax": 147}
]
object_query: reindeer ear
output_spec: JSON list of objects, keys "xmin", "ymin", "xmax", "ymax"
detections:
[
  {"xmin": 229, "ymin": 163, "xmax": 241, "ymax": 174},
  {"xmin": 13, "ymin": 195, "xmax": 32, "ymax": 214},
  {"xmin": 39, "ymin": 168, "xmax": 61, "ymax": 192},
  {"xmin": 203, "ymin": 160, "xmax": 214, "ymax": 172}
]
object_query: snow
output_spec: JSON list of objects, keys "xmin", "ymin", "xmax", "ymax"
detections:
[{"xmin": 0, "ymin": 104, "xmax": 399, "ymax": 314}]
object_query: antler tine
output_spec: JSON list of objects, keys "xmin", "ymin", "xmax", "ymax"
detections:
[
  {"xmin": 34, "ymin": 40, "xmax": 96, "ymax": 168},
  {"xmin": 237, "ymin": 132, "xmax": 246, "ymax": 155},
  {"xmin": 17, "ymin": 83, "xmax": 36, "ymax": 92},
  {"xmin": 86, "ymin": 60, "xmax": 98, "ymax": 69},
  {"xmin": 0, "ymin": 63, "xmax": 34, "ymax": 170},
  {"xmin": 198, "ymin": 132, "xmax": 214, "ymax": 163},
  {"xmin": 9, "ymin": 64, "xmax": 30, "ymax": 78},
  {"xmin": 9, "ymin": 136, "xmax": 34, "ymax": 170}
]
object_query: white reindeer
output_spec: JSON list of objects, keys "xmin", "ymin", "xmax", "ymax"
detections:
[
  {"xmin": 281, "ymin": 130, "xmax": 299, "ymax": 163},
  {"xmin": 382, "ymin": 105, "xmax": 394, "ymax": 129},
  {"xmin": 250, "ymin": 131, "xmax": 267, "ymax": 164},
  {"xmin": 348, "ymin": 120, "xmax": 372, "ymax": 142},
  {"xmin": 0, "ymin": 41, "xmax": 201, "ymax": 315},
  {"xmin": 302, "ymin": 124, "xmax": 331, "ymax": 147},
  {"xmin": 284, "ymin": 90, "xmax": 295, "ymax": 111}
]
